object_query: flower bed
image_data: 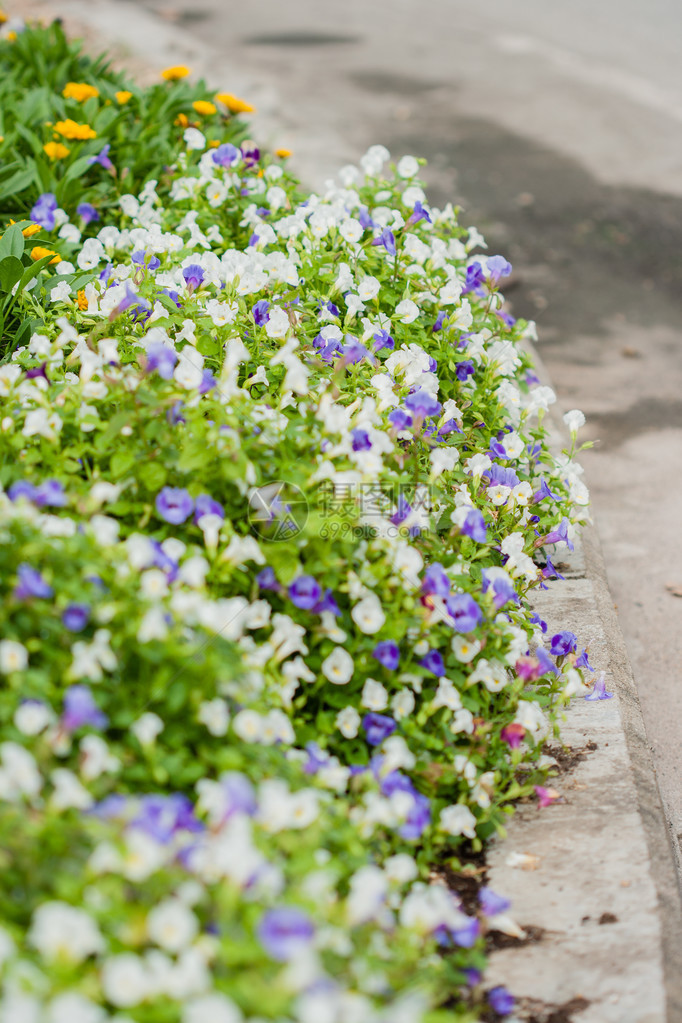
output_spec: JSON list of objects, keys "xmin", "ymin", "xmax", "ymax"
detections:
[{"xmin": 0, "ymin": 17, "xmax": 595, "ymax": 1023}]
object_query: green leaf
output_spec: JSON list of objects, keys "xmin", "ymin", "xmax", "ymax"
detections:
[
  {"xmin": 0, "ymin": 225, "xmax": 25, "ymax": 260},
  {"xmin": 0, "ymin": 256, "xmax": 24, "ymax": 292},
  {"xmin": 110, "ymin": 449, "xmax": 136, "ymax": 478},
  {"xmin": 138, "ymin": 462, "xmax": 167, "ymax": 491},
  {"xmin": 0, "ymin": 166, "xmax": 34, "ymax": 203}
]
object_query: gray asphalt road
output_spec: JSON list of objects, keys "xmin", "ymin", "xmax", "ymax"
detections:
[{"xmin": 139, "ymin": 0, "xmax": 682, "ymax": 843}]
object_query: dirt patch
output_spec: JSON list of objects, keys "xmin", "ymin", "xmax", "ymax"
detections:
[{"xmin": 544, "ymin": 741, "xmax": 598, "ymax": 774}]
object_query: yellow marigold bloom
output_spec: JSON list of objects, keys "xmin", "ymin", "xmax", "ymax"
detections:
[
  {"xmin": 62, "ymin": 82, "xmax": 100, "ymax": 102},
  {"xmin": 192, "ymin": 100, "xmax": 217, "ymax": 116},
  {"xmin": 54, "ymin": 119, "xmax": 97, "ymax": 140},
  {"xmin": 275, "ymin": 147, "xmax": 292, "ymax": 159},
  {"xmin": 77, "ymin": 289, "xmax": 89, "ymax": 310},
  {"xmin": 115, "ymin": 90, "xmax": 132, "ymax": 104},
  {"xmin": 161, "ymin": 65, "xmax": 190, "ymax": 81},
  {"xmin": 22, "ymin": 224, "xmax": 41, "ymax": 238},
  {"xmin": 43, "ymin": 141, "xmax": 70, "ymax": 160},
  {"xmin": 174, "ymin": 113, "xmax": 190, "ymax": 127},
  {"xmin": 30, "ymin": 247, "xmax": 60, "ymax": 265},
  {"xmin": 215, "ymin": 92, "xmax": 256, "ymax": 114}
]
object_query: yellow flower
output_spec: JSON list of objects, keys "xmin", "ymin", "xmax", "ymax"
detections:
[
  {"xmin": 30, "ymin": 247, "xmax": 61, "ymax": 265},
  {"xmin": 62, "ymin": 82, "xmax": 100, "ymax": 102},
  {"xmin": 115, "ymin": 90, "xmax": 132, "ymax": 104},
  {"xmin": 77, "ymin": 289, "xmax": 89, "ymax": 310},
  {"xmin": 208, "ymin": 139, "xmax": 220, "ymax": 148},
  {"xmin": 275, "ymin": 147, "xmax": 292, "ymax": 159},
  {"xmin": 22, "ymin": 224, "xmax": 41, "ymax": 238},
  {"xmin": 53, "ymin": 119, "xmax": 97, "ymax": 140},
  {"xmin": 215, "ymin": 92, "xmax": 256, "ymax": 114},
  {"xmin": 43, "ymin": 141, "xmax": 70, "ymax": 160},
  {"xmin": 6, "ymin": 29, "xmax": 16, "ymax": 41},
  {"xmin": 174, "ymin": 113, "xmax": 190, "ymax": 128},
  {"xmin": 161, "ymin": 65, "xmax": 190, "ymax": 81},
  {"xmin": 192, "ymin": 100, "xmax": 217, "ymax": 116},
  {"xmin": 0, "ymin": 12, "xmax": 7, "ymax": 24}
]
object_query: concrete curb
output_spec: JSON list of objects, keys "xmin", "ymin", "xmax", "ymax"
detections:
[{"xmin": 14, "ymin": 1, "xmax": 682, "ymax": 1017}]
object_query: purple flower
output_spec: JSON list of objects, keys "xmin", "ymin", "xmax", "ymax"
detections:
[
  {"xmin": 241, "ymin": 142, "xmax": 260, "ymax": 167},
  {"xmin": 199, "ymin": 369, "xmax": 217, "ymax": 394},
  {"xmin": 388, "ymin": 408, "xmax": 413, "ymax": 431},
  {"xmin": 288, "ymin": 575, "xmax": 322, "ymax": 610},
  {"xmin": 351, "ymin": 428, "xmax": 372, "ymax": 451},
  {"xmin": 220, "ymin": 772, "xmax": 257, "ymax": 819},
  {"xmin": 400, "ymin": 790, "xmax": 431, "ymax": 840},
  {"xmin": 76, "ymin": 202, "xmax": 99, "ymax": 225},
  {"xmin": 339, "ymin": 339, "xmax": 369, "ymax": 366},
  {"xmin": 549, "ymin": 631, "xmax": 577, "ymax": 657},
  {"xmin": 373, "ymin": 640, "xmax": 400, "ymax": 671},
  {"xmin": 461, "ymin": 509, "xmax": 487, "ymax": 543},
  {"xmin": 30, "ymin": 192, "xmax": 58, "ymax": 231},
  {"xmin": 585, "ymin": 671, "xmax": 614, "ymax": 701},
  {"xmin": 450, "ymin": 916, "xmax": 480, "ymax": 948},
  {"xmin": 575, "ymin": 647, "xmax": 594, "ymax": 672},
  {"xmin": 194, "ymin": 493, "xmax": 224, "ymax": 522},
  {"xmin": 8, "ymin": 481, "xmax": 36, "ymax": 502},
  {"xmin": 454, "ymin": 360, "xmax": 475, "ymax": 382},
  {"xmin": 363, "ymin": 712, "xmax": 397, "ymax": 746},
  {"xmin": 532, "ymin": 477, "xmax": 559, "ymax": 504},
  {"xmin": 358, "ymin": 206, "xmax": 374, "ymax": 230},
  {"xmin": 462, "ymin": 262, "xmax": 485, "ymax": 294},
  {"xmin": 33, "ymin": 480, "xmax": 66, "ymax": 507},
  {"xmin": 404, "ymin": 389, "xmax": 442, "ymax": 418},
  {"xmin": 312, "ymin": 588, "xmax": 341, "ymax": 617},
  {"xmin": 257, "ymin": 566, "xmax": 281, "ymax": 591},
  {"xmin": 542, "ymin": 516, "xmax": 574, "ymax": 551},
  {"xmin": 535, "ymin": 646, "xmax": 559, "ymax": 677},
  {"xmin": 145, "ymin": 342, "xmax": 177, "ymax": 380},
  {"xmin": 446, "ymin": 593, "xmax": 482, "ymax": 633},
  {"xmin": 252, "ymin": 299, "xmax": 270, "ymax": 326},
  {"xmin": 258, "ymin": 907, "xmax": 315, "ymax": 961},
  {"xmin": 488, "ymin": 985, "xmax": 515, "ymax": 1015},
  {"xmin": 62, "ymin": 685, "xmax": 108, "ymax": 732},
  {"xmin": 88, "ymin": 143, "xmax": 115, "ymax": 173},
  {"xmin": 542, "ymin": 554, "xmax": 564, "ymax": 580},
  {"xmin": 464, "ymin": 967, "xmax": 483, "ymax": 987},
  {"xmin": 422, "ymin": 563, "xmax": 450, "ymax": 598},
  {"xmin": 487, "ymin": 256, "xmax": 513, "ymax": 282},
  {"xmin": 420, "ymin": 649, "xmax": 445, "ymax": 676},
  {"xmin": 407, "ymin": 200, "xmax": 431, "ymax": 226},
  {"xmin": 182, "ymin": 264, "xmax": 204, "ymax": 290},
  {"xmin": 372, "ymin": 329, "xmax": 394, "ymax": 352},
  {"xmin": 131, "ymin": 793, "xmax": 204, "ymax": 842},
  {"xmin": 14, "ymin": 564, "xmax": 53, "ymax": 600},
  {"xmin": 371, "ymin": 227, "xmax": 396, "ymax": 256},
  {"xmin": 132, "ymin": 249, "xmax": 161, "ymax": 271},
  {"xmin": 62, "ymin": 603, "xmax": 90, "ymax": 632},
  {"xmin": 479, "ymin": 887, "xmax": 511, "ymax": 917},
  {"xmin": 212, "ymin": 142, "xmax": 240, "ymax": 167},
  {"xmin": 155, "ymin": 486, "xmax": 194, "ymax": 524},
  {"xmin": 112, "ymin": 285, "xmax": 151, "ymax": 321}
]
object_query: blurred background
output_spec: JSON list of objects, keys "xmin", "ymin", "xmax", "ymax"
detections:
[{"xmin": 15, "ymin": 0, "xmax": 682, "ymax": 845}]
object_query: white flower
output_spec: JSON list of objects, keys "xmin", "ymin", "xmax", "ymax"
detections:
[
  {"xmin": 147, "ymin": 898, "xmax": 198, "ymax": 953},
  {"xmin": 450, "ymin": 635, "xmax": 482, "ymax": 663},
  {"xmin": 0, "ymin": 639, "xmax": 28, "ymax": 673},
  {"xmin": 0, "ymin": 742, "xmax": 42, "ymax": 801},
  {"xmin": 336, "ymin": 706, "xmax": 361, "ymax": 738},
  {"xmin": 50, "ymin": 768, "xmax": 93, "ymax": 811},
  {"xmin": 321, "ymin": 647, "xmax": 354, "ymax": 685},
  {"xmin": 361, "ymin": 678, "xmax": 388, "ymax": 711},
  {"xmin": 395, "ymin": 299, "xmax": 419, "ymax": 324},
  {"xmin": 183, "ymin": 993, "xmax": 243, "ymax": 1023},
  {"xmin": 184, "ymin": 127, "xmax": 206, "ymax": 150},
  {"xmin": 430, "ymin": 447, "xmax": 459, "ymax": 479},
  {"xmin": 391, "ymin": 689, "xmax": 415, "ymax": 719},
  {"xmin": 131, "ymin": 712, "xmax": 164, "ymax": 745},
  {"xmin": 357, "ymin": 276, "xmax": 381, "ymax": 302},
  {"xmin": 101, "ymin": 953, "xmax": 149, "ymax": 1007},
  {"xmin": 29, "ymin": 902, "xmax": 104, "ymax": 962},
  {"xmin": 384, "ymin": 853, "xmax": 418, "ymax": 884},
  {"xmin": 397, "ymin": 155, "xmax": 419, "ymax": 179},
  {"xmin": 14, "ymin": 700, "xmax": 52, "ymax": 735},
  {"xmin": 265, "ymin": 305, "xmax": 290, "ymax": 339},
  {"xmin": 80, "ymin": 734, "xmax": 119, "ymax": 780},
  {"xmin": 563, "ymin": 409, "xmax": 586, "ymax": 435},
  {"xmin": 198, "ymin": 698, "xmax": 230, "ymax": 736},
  {"xmin": 350, "ymin": 594, "xmax": 385, "ymax": 634},
  {"xmin": 464, "ymin": 453, "xmax": 491, "ymax": 481},
  {"xmin": 439, "ymin": 804, "xmax": 477, "ymax": 838},
  {"xmin": 232, "ymin": 709, "xmax": 263, "ymax": 742},
  {"xmin": 46, "ymin": 992, "xmax": 106, "ymax": 1023}
]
